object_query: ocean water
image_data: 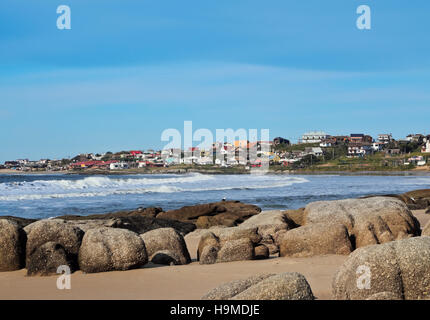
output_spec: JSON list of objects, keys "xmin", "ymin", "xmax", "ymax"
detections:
[{"xmin": 0, "ymin": 173, "xmax": 430, "ymax": 219}]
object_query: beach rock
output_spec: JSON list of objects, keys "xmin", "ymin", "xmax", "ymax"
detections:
[
  {"xmin": 365, "ymin": 292, "xmax": 402, "ymax": 300},
  {"xmin": 216, "ymin": 238, "xmax": 254, "ymax": 263},
  {"xmin": 426, "ymin": 207, "xmax": 430, "ymax": 214},
  {"xmin": 332, "ymin": 236, "xmax": 430, "ymax": 300},
  {"xmin": 238, "ymin": 210, "xmax": 294, "ymax": 254},
  {"xmin": 60, "ymin": 215, "xmax": 195, "ymax": 236},
  {"xmin": 150, "ymin": 250, "xmax": 181, "ymax": 265},
  {"xmin": 202, "ymin": 273, "xmax": 275, "ymax": 299},
  {"xmin": 0, "ymin": 219, "xmax": 26, "ymax": 271},
  {"xmin": 26, "ymin": 242, "xmax": 71, "ymax": 276},
  {"xmin": 203, "ymin": 273, "xmax": 314, "ymax": 300},
  {"xmin": 283, "ymin": 208, "xmax": 305, "ymax": 227},
  {"xmin": 397, "ymin": 189, "xmax": 430, "ymax": 210},
  {"xmin": 58, "ymin": 206, "xmax": 163, "ymax": 220},
  {"xmin": 140, "ymin": 228, "xmax": 191, "ymax": 265},
  {"xmin": 0, "ymin": 216, "xmax": 37, "ymax": 229},
  {"xmin": 197, "ymin": 232, "xmax": 220, "ymax": 261},
  {"xmin": 304, "ymin": 197, "xmax": 420, "ymax": 249},
  {"xmin": 254, "ymin": 244, "xmax": 270, "ymax": 260},
  {"xmin": 25, "ymin": 219, "xmax": 84, "ymax": 268},
  {"xmin": 211, "ymin": 226, "xmax": 262, "ymax": 245},
  {"xmin": 278, "ymin": 222, "xmax": 352, "ymax": 257},
  {"xmin": 157, "ymin": 201, "xmax": 261, "ymax": 227},
  {"xmin": 199, "ymin": 245, "xmax": 219, "ymax": 265},
  {"xmin": 78, "ymin": 227, "xmax": 148, "ymax": 273}
]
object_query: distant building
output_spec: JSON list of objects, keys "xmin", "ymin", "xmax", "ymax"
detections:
[
  {"xmin": 348, "ymin": 143, "xmax": 373, "ymax": 157},
  {"xmin": 378, "ymin": 134, "xmax": 393, "ymax": 144},
  {"xmin": 350, "ymin": 134, "xmax": 373, "ymax": 144},
  {"xmin": 300, "ymin": 131, "xmax": 329, "ymax": 144},
  {"xmin": 406, "ymin": 134, "xmax": 425, "ymax": 144},
  {"xmin": 422, "ymin": 140, "xmax": 430, "ymax": 153}
]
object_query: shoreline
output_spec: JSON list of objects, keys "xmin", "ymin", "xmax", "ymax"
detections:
[{"xmin": 1, "ymin": 168, "xmax": 430, "ymax": 176}]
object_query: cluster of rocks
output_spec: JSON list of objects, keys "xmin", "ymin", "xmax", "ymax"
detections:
[
  {"xmin": 276, "ymin": 197, "xmax": 420, "ymax": 257},
  {"xmin": 196, "ymin": 196, "xmax": 420, "ymax": 264},
  {"xmin": 0, "ymin": 217, "xmax": 192, "ymax": 275}
]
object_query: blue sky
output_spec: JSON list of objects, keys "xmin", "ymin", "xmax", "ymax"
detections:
[{"xmin": 0, "ymin": 1, "xmax": 429, "ymax": 162}]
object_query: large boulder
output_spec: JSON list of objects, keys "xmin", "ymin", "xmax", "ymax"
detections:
[
  {"xmin": 197, "ymin": 227, "xmax": 261, "ymax": 264},
  {"xmin": 238, "ymin": 210, "xmax": 294, "ymax": 254},
  {"xmin": 140, "ymin": 228, "xmax": 191, "ymax": 265},
  {"xmin": 78, "ymin": 227, "xmax": 148, "ymax": 273},
  {"xmin": 203, "ymin": 273, "xmax": 314, "ymax": 300},
  {"xmin": 278, "ymin": 222, "xmax": 352, "ymax": 257},
  {"xmin": 304, "ymin": 197, "xmax": 420, "ymax": 249},
  {"xmin": 211, "ymin": 226, "xmax": 262, "ymax": 245},
  {"xmin": 278, "ymin": 222, "xmax": 353, "ymax": 257},
  {"xmin": 333, "ymin": 236, "xmax": 430, "ymax": 300},
  {"xmin": 216, "ymin": 239, "xmax": 254, "ymax": 263},
  {"xmin": 24, "ymin": 219, "xmax": 84, "ymax": 268},
  {"xmin": 202, "ymin": 274, "xmax": 275, "ymax": 299},
  {"xmin": 26, "ymin": 242, "xmax": 72, "ymax": 276},
  {"xmin": 157, "ymin": 201, "xmax": 261, "ymax": 227},
  {"xmin": 0, "ymin": 219, "xmax": 26, "ymax": 271}
]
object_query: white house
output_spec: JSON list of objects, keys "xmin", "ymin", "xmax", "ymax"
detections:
[
  {"xmin": 378, "ymin": 134, "xmax": 392, "ymax": 144},
  {"xmin": 109, "ymin": 162, "xmax": 129, "ymax": 170},
  {"xmin": 422, "ymin": 140, "xmax": 430, "ymax": 153},
  {"xmin": 300, "ymin": 131, "xmax": 329, "ymax": 144}
]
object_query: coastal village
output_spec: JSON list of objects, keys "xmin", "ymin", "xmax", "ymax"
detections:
[{"xmin": 2, "ymin": 132, "xmax": 430, "ymax": 172}]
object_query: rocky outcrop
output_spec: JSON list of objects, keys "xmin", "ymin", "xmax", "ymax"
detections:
[
  {"xmin": 26, "ymin": 242, "xmax": 72, "ymax": 276},
  {"xmin": 364, "ymin": 189, "xmax": 430, "ymax": 210},
  {"xmin": 157, "ymin": 201, "xmax": 261, "ymax": 227},
  {"xmin": 60, "ymin": 215, "xmax": 195, "ymax": 236},
  {"xmin": 238, "ymin": 210, "xmax": 294, "ymax": 254},
  {"xmin": 396, "ymin": 189, "xmax": 430, "ymax": 210},
  {"xmin": 0, "ymin": 216, "xmax": 37, "ymax": 229},
  {"xmin": 197, "ymin": 227, "xmax": 263, "ymax": 264},
  {"xmin": 333, "ymin": 236, "xmax": 430, "ymax": 300},
  {"xmin": 78, "ymin": 227, "xmax": 148, "ymax": 273},
  {"xmin": 24, "ymin": 219, "xmax": 84, "ymax": 269},
  {"xmin": 278, "ymin": 222, "xmax": 352, "ymax": 257},
  {"xmin": 0, "ymin": 219, "xmax": 26, "ymax": 271},
  {"xmin": 57, "ymin": 207, "xmax": 163, "ymax": 220},
  {"xmin": 140, "ymin": 228, "xmax": 191, "ymax": 265},
  {"xmin": 304, "ymin": 197, "xmax": 420, "ymax": 249},
  {"xmin": 203, "ymin": 273, "xmax": 314, "ymax": 300}
]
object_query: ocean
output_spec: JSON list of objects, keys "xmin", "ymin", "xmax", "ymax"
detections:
[{"xmin": 0, "ymin": 173, "xmax": 430, "ymax": 219}]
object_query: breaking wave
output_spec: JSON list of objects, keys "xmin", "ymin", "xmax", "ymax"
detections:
[{"xmin": 0, "ymin": 175, "xmax": 308, "ymax": 201}]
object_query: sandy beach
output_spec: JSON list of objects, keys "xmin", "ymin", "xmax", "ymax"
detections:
[{"xmin": 0, "ymin": 209, "xmax": 426, "ymax": 300}]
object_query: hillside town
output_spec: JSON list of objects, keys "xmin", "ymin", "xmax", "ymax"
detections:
[{"xmin": 2, "ymin": 132, "xmax": 430, "ymax": 172}]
